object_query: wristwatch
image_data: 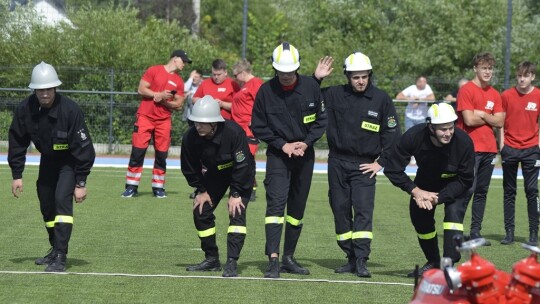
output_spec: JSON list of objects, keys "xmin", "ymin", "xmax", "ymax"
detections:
[
  {"xmin": 230, "ymin": 192, "xmax": 240, "ymax": 198},
  {"xmin": 76, "ymin": 180, "xmax": 86, "ymax": 188}
]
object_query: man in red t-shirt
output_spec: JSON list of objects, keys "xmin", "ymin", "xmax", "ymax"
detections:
[
  {"xmin": 193, "ymin": 59, "xmax": 240, "ymax": 120},
  {"xmin": 121, "ymin": 49, "xmax": 191, "ymax": 198},
  {"xmin": 456, "ymin": 52, "xmax": 504, "ymax": 245},
  {"xmin": 499, "ymin": 61, "xmax": 540, "ymax": 245},
  {"xmin": 231, "ymin": 59, "xmax": 264, "ymax": 201}
]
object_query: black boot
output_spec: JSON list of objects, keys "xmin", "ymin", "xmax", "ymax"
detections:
[
  {"xmin": 407, "ymin": 261, "xmax": 439, "ymax": 278},
  {"xmin": 280, "ymin": 255, "xmax": 310, "ymax": 275},
  {"xmin": 186, "ymin": 257, "xmax": 221, "ymax": 271},
  {"xmin": 500, "ymin": 230, "xmax": 514, "ymax": 245},
  {"xmin": 470, "ymin": 231, "xmax": 491, "ymax": 246},
  {"xmin": 222, "ymin": 258, "xmax": 238, "ymax": 277},
  {"xmin": 335, "ymin": 257, "xmax": 355, "ymax": 274},
  {"xmin": 44, "ymin": 251, "xmax": 67, "ymax": 272},
  {"xmin": 527, "ymin": 231, "xmax": 538, "ymax": 246},
  {"xmin": 355, "ymin": 258, "xmax": 371, "ymax": 278},
  {"xmin": 35, "ymin": 247, "xmax": 55, "ymax": 265},
  {"xmin": 264, "ymin": 257, "xmax": 280, "ymax": 278}
]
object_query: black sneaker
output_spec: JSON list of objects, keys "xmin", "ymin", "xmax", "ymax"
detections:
[
  {"xmin": 470, "ymin": 232, "xmax": 491, "ymax": 246},
  {"xmin": 35, "ymin": 247, "xmax": 54, "ymax": 265},
  {"xmin": 280, "ymin": 255, "xmax": 310, "ymax": 275},
  {"xmin": 222, "ymin": 258, "xmax": 238, "ymax": 277},
  {"xmin": 355, "ymin": 258, "xmax": 371, "ymax": 278},
  {"xmin": 186, "ymin": 257, "xmax": 221, "ymax": 272},
  {"xmin": 335, "ymin": 257, "xmax": 355, "ymax": 274},
  {"xmin": 407, "ymin": 261, "xmax": 439, "ymax": 278},
  {"xmin": 44, "ymin": 251, "xmax": 67, "ymax": 272},
  {"xmin": 264, "ymin": 257, "xmax": 280, "ymax": 278}
]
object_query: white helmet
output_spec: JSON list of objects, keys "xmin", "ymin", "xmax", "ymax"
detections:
[
  {"xmin": 29, "ymin": 61, "xmax": 62, "ymax": 89},
  {"xmin": 427, "ymin": 103, "xmax": 458, "ymax": 124},
  {"xmin": 344, "ymin": 52, "xmax": 372, "ymax": 72},
  {"xmin": 189, "ymin": 95, "xmax": 225, "ymax": 123},
  {"xmin": 272, "ymin": 42, "xmax": 300, "ymax": 72}
]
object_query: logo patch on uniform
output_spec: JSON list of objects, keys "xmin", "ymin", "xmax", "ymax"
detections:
[
  {"xmin": 361, "ymin": 121, "xmax": 380, "ymax": 132},
  {"xmin": 387, "ymin": 116, "xmax": 397, "ymax": 128},
  {"xmin": 526, "ymin": 102, "xmax": 538, "ymax": 111},
  {"xmin": 309, "ymin": 102, "xmax": 315, "ymax": 107},
  {"xmin": 235, "ymin": 151, "xmax": 246, "ymax": 162},
  {"xmin": 535, "ymin": 160, "xmax": 540, "ymax": 167},
  {"xmin": 368, "ymin": 111, "xmax": 378, "ymax": 117},
  {"xmin": 485, "ymin": 100, "xmax": 494, "ymax": 110},
  {"xmin": 78, "ymin": 129, "xmax": 88, "ymax": 141},
  {"xmin": 303, "ymin": 113, "xmax": 316, "ymax": 124},
  {"xmin": 218, "ymin": 88, "xmax": 226, "ymax": 92}
]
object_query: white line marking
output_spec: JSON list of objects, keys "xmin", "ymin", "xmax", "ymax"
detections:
[{"xmin": 0, "ymin": 270, "xmax": 414, "ymax": 286}]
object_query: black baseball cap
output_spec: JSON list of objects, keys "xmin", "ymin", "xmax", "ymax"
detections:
[{"xmin": 170, "ymin": 50, "xmax": 192, "ymax": 64}]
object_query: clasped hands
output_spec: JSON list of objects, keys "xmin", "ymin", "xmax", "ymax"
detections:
[
  {"xmin": 282, "ymin": 142, "xmax": 308, "ymax": 158},
  {"xmin": 411, "ymin": 187, "xmax": 439, "ymax": 210}
]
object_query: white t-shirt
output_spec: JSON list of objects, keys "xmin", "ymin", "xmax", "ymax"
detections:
[{"xmin": 402, "ymin": 84, "xmax": 434, "ymax": 120}]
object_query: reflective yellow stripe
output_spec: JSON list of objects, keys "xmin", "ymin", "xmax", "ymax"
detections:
[
  {"xmin": 290, "ymin": 45, "xmax": 298, "ymax": 63},
  {"xmin": 361, "ymin": 121, "xmax": 380, "ymax": 132},
  {"xmin": 352, "ymin": 231, "xmax": 373, "ymax": 239},
  {"xmin": 198, "ymin": 227, "xmax": 216, "ymax": 238},
  {"xmin": 126, "ymin": 171, "xmax": 141, "ymax": 178},
  {"xmin": 265, "ymin": 216, "xmax": 284, "ymax": 224},
  {"xmin": 45, "ymin": 221, "xmax": 55, "ymax": 228},
  {"xmin": 441, "ymin": 173, "xmax": 457, "ymax": 178},
  {"xmin": 53, "ymin": 144, "xmax": 69, "ymax": 150},
  {"xmin": 227, "ymin": 226, "xmax": 247, "ymax": 234},
  {"xmin": 217, "ymin": 161, "xmax": 233, "ymax": 170},
  {"xmin": 303, "ymin": 113, "xmax": 316, "ymax": 124},
  {"xmin": 286, "ymin": 215, "xmax": 303, "ymax": 226},
  {"xmin": 443, "ymin": 222, "xmax": 464, "ymax": 231},
  {"xmin": 336, "ymin": 231, "xmax": 353, "ymax": 241},
  {"xmin": 418, "ymin": 231, "xmax": 437, "ymax": 240},
  {"xmin": 54, "ymin": 215, "xmax": 73, "ymax": 224}
]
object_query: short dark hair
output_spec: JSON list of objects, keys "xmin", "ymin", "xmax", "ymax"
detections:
[
  {"xmin": 212, "ymin": 59, "xmax": 227, "ymax": 71},
  {"xmin": 517, "ymin": 61, "xmax": 536, "ymax": 75}
]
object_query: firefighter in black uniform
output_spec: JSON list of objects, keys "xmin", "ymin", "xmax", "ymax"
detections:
[
  {"xmin": 251, "ymin": 42, "xmax": 327, "ymax": 278},
  {"xmin": 314, "ymin": 52, "xmax": 401, "ymax": 277},
  {"xmin": 384, "ymin": 103, "xmax": 475, "ymax": 277},
  {"xmin": 8, "ymin": 61, "xmax": 96, "ymax": 272},
  {"xmin": 181, "ymin": 95, "xmax": 255, "ymax": 278}
]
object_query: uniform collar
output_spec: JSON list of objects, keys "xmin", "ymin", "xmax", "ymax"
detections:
[
  {"xmin": 30, "ymin": 93, "xmax": 61, "ymax": 119},
  {"xmin": 345, "ymin": 82, "xmax": 375, "ymax": 99}
]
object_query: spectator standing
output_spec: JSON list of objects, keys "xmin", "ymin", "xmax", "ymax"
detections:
[
  {"xmin": 9, "ymin": 62, "xmax": 96, "ymax": 272},
  {"xmin": 456, "ymin": 52, "xmax": 504, "ymax": 246},
  {"xmin": 251, "ymin": 42, "xmax": 327, "ymax": 278},
  {"xmin": 315, "ymin": 52, "xmax": 401, "ymax": 278},
  {"xmin": 193, "ymin": 59, "xmax": 240, "ymax": 120},
  {"xmin": 499, "ymin": 61, "xmax": 540, "ymax": 245},
  {"xmin": 384, "ymin": 103, "xmax": 475, "ymax": 277},
  {"xmin": 396, "ymin": 76, "xmax": 436, "ymax": 131},
  {"xmin": 121, "ymin": 50, "xmax": 190, "ymax": 198},
  {"xmin": 182, "ymin": 69, "xmax": 203, "ymax": 126},
  {"xmin": 231, "ymin": 59, "xmax": 264, "ymax": 202},
  {"xmin": 181, "ymin": 96, "xmax": 255, "ymax": 278}
]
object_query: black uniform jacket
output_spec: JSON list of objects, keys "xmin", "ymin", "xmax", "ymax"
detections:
[
  {"xmin": 383, "ymin": 123, "xmax": 475, "ymax": 204},
  {"xmin": 251, "ymin": 75, "xmax": 327, "ymax": 151},
  {"xmin": 8, "ymin": 93, "xmax": 96, "ymax": 183},
  {"xmin": 181, "ymin": 120, "xmax": 255, "ymax": 196},
  {"xmin": 323, "ymin": 83, "xmax": 400, "ymax": 166}
]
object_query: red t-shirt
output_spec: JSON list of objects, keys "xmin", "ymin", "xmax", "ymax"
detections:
[
  {"xmin": 193, "ymin": 77, "xmax": 240, "ymax": 120},
  {"xmin": 456, "ymin": 81, "xmax": 502, "ymax": 153},
  {"xmin": 502, "ymin": 86, "xmax": 540, "ymax": 149},
  {"xmin": 136, "ymin": 65, "xmax": 184, "ymax": 120},
  {"xmin": 231, "ymin": 77, "xmax": 264, "ymax": 136}
]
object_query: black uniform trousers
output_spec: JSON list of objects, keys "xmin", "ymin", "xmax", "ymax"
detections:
[
  {"xmin": 193, "ymin": 177, "xmax": 250, "ymax": 260},
  {"xmin": 264, "ymin": 146, "xmax": 314, "ymax": 257},
  {"xmin": 468, "ymin": 152, "xmax": 496, "ymax": 233},
  {"xmin": 328, "ymin": 157, "xmax": 375, "ymax": 260},
  {"xmin": 501, "ymin": 145, "xmax": 540, "ymax": 232},
  {"xmin": 410, "ymin": 194, "xmax": 469, "ymax": 263},
  {"xmin": 37, "ymin": 156, "xmax": 76, "ymax": 255}
]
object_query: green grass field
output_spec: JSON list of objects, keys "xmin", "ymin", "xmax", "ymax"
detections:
[{"xmin": 0, "ymin": 165, "xmax": 535, "ymax": 303}]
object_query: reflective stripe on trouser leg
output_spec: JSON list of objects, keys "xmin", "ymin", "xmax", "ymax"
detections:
[
  {"xmin": 265, "ymin": 216, "xmax": 284, "ymax": 256},
  {"xmin": 443, "ymin": 195, "xmax": 468, "ymax": 263},
  {"xmin": 410, "ymin": 197, "xmax": 440, "ymax": 263},
  {"xmin": 227, "ymin": 202, "xmax": 248, "ymax": 260},
  {"xmin": 126, "ymin": 146, "xmax": 146, "ymax": 187},
  {"xmin": 45, "ymin": 220, "xmax": 55, "ymax": 247},
  {"xmin": 193, "ymin": 197, "xmax": 220, "ymax": 258},
  {"xmin": 328, "ymin": 159, "xmax": 354, "ymax": 258},
  {"xmin": 151, "ymin": 150, "xmax": 168, "ymax": 189},
  {"xmin": 284, "ymin": 215, "xmax": 304, "ymax": 256}
]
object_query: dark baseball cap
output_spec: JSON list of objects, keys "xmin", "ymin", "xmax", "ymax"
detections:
[{"xmin": 170, "ymin": 50, "xmax": 192, "ymax": 64}]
